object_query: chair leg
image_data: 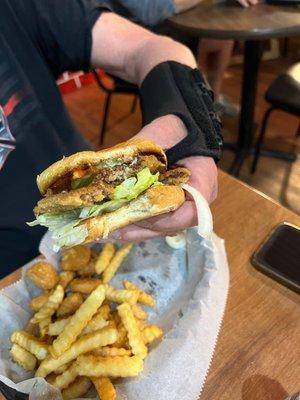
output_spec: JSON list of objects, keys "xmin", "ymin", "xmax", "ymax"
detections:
[
  {"xmin": 99, "ymin": 92, "xmax": 111, "ymax": 146},
  {"xmin": 251, "ymin": 107, "xmax": 274, "ymax": 174},
  {"xmin": 296, "ymin": 122, "xmax": 300, "ymax": 138},
  {"xmin": 282, "ymin": 37, "xmax": 289, "ymax": 57},
  {"xmin": 130, "ymin": 95, "xmax": 138, "ymax": 114}
]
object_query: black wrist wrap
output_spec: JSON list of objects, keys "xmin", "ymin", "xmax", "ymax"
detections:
[{"xmin": 140, "ymin": 61, "xmax": 223, "ymax": 165}]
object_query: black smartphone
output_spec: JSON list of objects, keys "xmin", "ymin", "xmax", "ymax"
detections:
[{"xmin": 252, "ymin": 223, "xmax": 300, "ymax": 293}]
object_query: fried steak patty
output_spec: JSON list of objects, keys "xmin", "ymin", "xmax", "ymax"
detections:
[{"xmin": 35, "ymin": 165, "xmax": 190, "ymax": 215}]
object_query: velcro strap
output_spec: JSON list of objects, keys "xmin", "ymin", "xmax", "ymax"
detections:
[{"xmin": 140, "ymin": 61, "xmax": 223, "ymax": 165}]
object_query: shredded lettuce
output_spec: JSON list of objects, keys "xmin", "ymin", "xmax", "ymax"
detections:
[
  {"xmin": 27, "ymin": 210, "xmax": 80, "ymax": 230},
  {"xmin": 51, "ymin": 223, "xmax": 88, "ymax": 252},
  {"xmin": 28, "ymin": 167, "xmax": 161, "ymax": 251},
  {"xmin": 111, "ymin": 167, "xmax": 159, "ymax": 201},
  {"xmin": 28, "ymin": 211, "xmax": 87, "ymax": 251},
  {"xmin": 79, "ymin": 199, "xmax": 128, "ymax": 219}
]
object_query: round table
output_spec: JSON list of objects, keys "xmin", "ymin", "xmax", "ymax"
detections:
[{"xmin": 169, "ymin": 1, "xmax": 300, "ymax": 175}]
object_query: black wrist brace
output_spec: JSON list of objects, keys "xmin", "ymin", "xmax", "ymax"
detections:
[{"xmin": 140, "ymin": 61, "xmax": 223, "ymax": 165}]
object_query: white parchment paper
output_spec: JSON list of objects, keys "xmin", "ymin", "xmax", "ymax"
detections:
[{"xmin": 0, "ymin": 229, "xmax": 229, "ymax": 400}]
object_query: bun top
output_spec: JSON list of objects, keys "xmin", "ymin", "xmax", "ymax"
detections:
[{"xmin": 37, "ymin": 139, "xmax": 167, "ymax": 194}]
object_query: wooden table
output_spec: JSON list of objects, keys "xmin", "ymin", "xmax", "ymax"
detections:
[
  {"xmin": 169, "ymin": 1, "xmax": 300, "ymax": 176},
  {"xmin": 1, "ymin": 170, "xmax": 300, "ymax": 399}
]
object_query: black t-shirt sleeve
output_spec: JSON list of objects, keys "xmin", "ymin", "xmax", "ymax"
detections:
[{"xmin": 10, "ymin": 0, "xmax": 109, "ymax": 77}]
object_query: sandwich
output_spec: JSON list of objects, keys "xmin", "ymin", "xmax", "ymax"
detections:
[{"xmin": 29, "ymin": 139, "xmax": 190, "ymax": 250}]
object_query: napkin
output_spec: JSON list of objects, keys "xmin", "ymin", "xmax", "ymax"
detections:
[{"xmin": 0, "ymin": 229, "xmax": 229, "ymax": 400}]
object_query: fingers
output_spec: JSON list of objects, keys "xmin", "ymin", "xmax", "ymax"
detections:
[
  {"xmin": 177, "ymin": 156, "xmax": 218, "ymax": 204},
  {"xmin": 99, "ymin": 200, "xmax": 197, "ymax": 244},
  {"xmin": 135, "ymin": 201, "xmax": 197, "ymax": 232},
  {"xmin": 237, "ymin": 0, "xmax": 250, "ymax": 6},
  {"xmin": 110, "ymin": 226, "xmax": 166, "ymax": 243},
  {"xmin": 237, "ymin": 0, "xmax": 258, "ymax": 6}
]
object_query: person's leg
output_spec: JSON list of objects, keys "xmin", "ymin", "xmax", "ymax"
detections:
[{"xmin": 198, "ymin": 38, "xmax": 234, "ymax": 99}]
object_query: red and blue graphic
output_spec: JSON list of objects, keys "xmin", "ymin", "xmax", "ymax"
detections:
[{"xmin": 0, "ymin": 97, "xmax": 17, "ymax": 170}]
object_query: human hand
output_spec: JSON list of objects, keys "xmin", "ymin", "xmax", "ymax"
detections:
[
  {"xmin": 105, "ymin": 115, "xmax": 218, "ymax": 243},
  {"xmin": 236, "ymin": 0, "xmax": 259, "ymax": 7}
]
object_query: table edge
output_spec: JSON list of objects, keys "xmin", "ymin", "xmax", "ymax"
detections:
[{"xmin": 168, "ymin": 19, "xmax": 300, "ymax": 40}]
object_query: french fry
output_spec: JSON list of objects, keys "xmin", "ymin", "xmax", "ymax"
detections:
[
  {"xmin": 131, "ymin": 304, "xmax": 147, "ymax": 320},
  {"xmin": 45, "ymin": 373, "xmax": 58, "ymax": 385},
  {"xmin": 96, "ymin": 304, "xmax": 111, "ymax": 320},
  {"xmin": 11, "ymin": 331, "xmax": 48, "ymax": 361},
  {"xmin": 10, "ymin": 343, "xmax": 37, "ymax": 371},
  {"xmin": 111, "ymin": 311, "xmax": 121, "ymax": 326},
  {"xmin": 106, "ymin": 320, "xmax": 117, "ymax": 330},
  {"xmin": 55, "ymin": 362, "xmax": 71, "ymax": 374},
  {"xmin": 36, "ymin": 326, "xmax": 117, "ymax": 377},
  {"xmin": 80, "ymin": 311, "xmax": 109, "ymax": 336},
  {"xmin": 48, "ymin": 317, "xmax": 71, "ymax": 336},
  {"xmin": 30, "ymin": 292, "xmax": 50, "ymax": 312},
  {"xmin": 92, "ymin": 376, "xmax": 116, "ymax": 400},
  {"xmin": 10, "ymin": 240, "xmax": 164, "ymax": 397},
  {"xmin": 61, "ymin": 376, "xmax": 91, "ymax": 400},
  {"xmin": 77, "ymin": 258, "xmax": 96, "ymax": 277},
  {"xmin": 53, "ymin": 361, "xmax": 78, "ymax": 390},
  {"xmin": 105, "ymin": 285, "xmax": 138, "ymax": 305},
  {"xmin": 59, "ymin": 271, "xmax": 75, "ymax": 289},
  {"xmin": 91, "ymin": 346, "xmax": 131, "ymax": 357},
  {"xmin": 77, "ymin": 354, "xmax": 143, "ymax": 378},
  {"xmin": 70, "ymin": 278, "xmax": 102, "ymax": 294},
  {"xmin": 31, "ymin": 285, "xmax": 64, "ymax": 324},
  {"xmin": 123, "ymin": 280, "xmax": 156, "ymax": 307},
  {"xmin": 103, "ymin": 244, "xmax": 133, "ymax": 283},
  {"xmin": 26, "ymin": 261, "xmax": 59, "ymax": 290},
  {"xmin": 142, "ymin": 325, "xmax": 163, "ymax": 345},
  {"xmin": 136, "ymin": 319, "xmax": 146, "ymax": 331},
  {"xmin": 49, "ymin": 284, "xmax": 106, "ymax": 358},
  {"xmin": 44, "ymin": 334, "xmax": 54, "ymax": 345},
  {"xmin": 117, "ymin": 303, "xmax": 147, "ymax": 359},
  {"xmin": 39, "ymin": 316, "xmax": 51, "ymax": 338},
  {"xmin": 25, "ymin": 321, "xmax": 40, "ymax": 337},
  {"xmin": 56, "ymin": 293, "xmax": 83, "ymax": 318},
  {"xmin": 113, "ymin": 323, "xmax": 128, "ymax": 348},
  {"xmin": 61, "ymin": 245, "xmax": 91, "ymax": 271},
  {"xmin": 95, "ymin": 243, "xmax": 115, "ymax": 275}
]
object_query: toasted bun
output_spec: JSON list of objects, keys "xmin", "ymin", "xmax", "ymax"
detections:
[
  {"xmin": 37, "ymin": 139, "xmax": 167, "ymax": 195},
  {"xmin": 81, "ymin": 185, "xmax": 185, "ymax": 244}
]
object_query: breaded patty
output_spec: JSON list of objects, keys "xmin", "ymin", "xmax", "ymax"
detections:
[{"xmin": 34, "ymin": 167, "xmax": 190, "ymax": 216}]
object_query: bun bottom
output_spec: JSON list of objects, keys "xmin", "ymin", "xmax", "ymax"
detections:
[{"xmin": 82, "ymin": 185, "xmax": 185, "ymax": 243}]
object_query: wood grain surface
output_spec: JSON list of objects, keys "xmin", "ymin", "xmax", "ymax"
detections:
[
  {"xmin": 205, "ymin": 170, "xmax": 300, "ymax": 399},
  {"xmin": 0, "ymin": 170, "xmax": 299, "ymax": 399},
  {"xmin": 169, "ymin": 0, "xmax": 300, "ymax": 40}
]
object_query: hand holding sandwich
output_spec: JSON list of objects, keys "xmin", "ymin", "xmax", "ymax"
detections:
[
  {"xmin": 105, "ymin": 115, "xmax": 218, "ymax": 242},
  {"xmin": 29, "ymin": 13, "xmax": 220, "ymax": 248},
  {"xmin": 29, "ymin": 115, "xmax": 217, "ymax": 247}
]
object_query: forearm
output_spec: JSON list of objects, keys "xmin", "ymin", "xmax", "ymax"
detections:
[
  {"xmin": 124, "ymin": 35, "xmax": 196, "ymax": 85},
  {"xmin": 136, "ymin": 115, "xmax": 187, "ymax": 148},
  {"xmin": 91, "ymin": 13, "xmax": 196, "ymax": 85},
  {"xmin": 91, "ymin": 12, "xmax": 217, "ymax": 191}
]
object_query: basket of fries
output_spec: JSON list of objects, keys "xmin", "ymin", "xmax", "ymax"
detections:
[{"xmin": 0, "ymin": 229, "xmax": 229, "ymax": 400}]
